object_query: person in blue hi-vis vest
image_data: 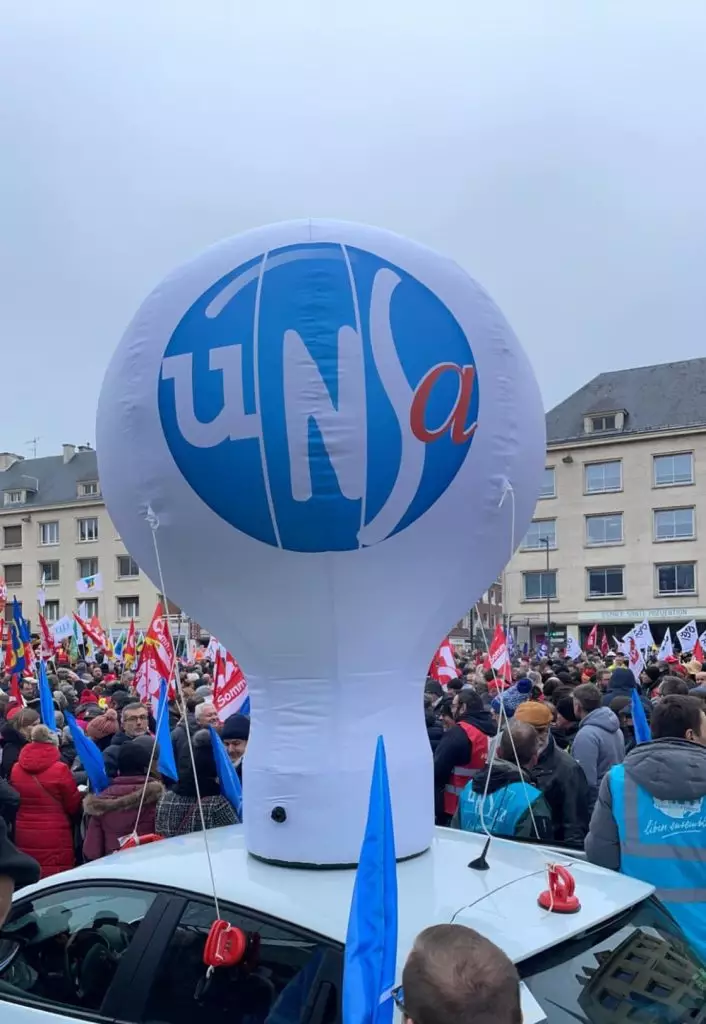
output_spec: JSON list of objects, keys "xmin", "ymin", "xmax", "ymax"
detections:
[
  {"xmin": 452, "ymin": 722, "xmax": 553, "ymax": 841},
  {"xmin": 586, "ymin": 694, "xmax": 706, "ymax": 958}
]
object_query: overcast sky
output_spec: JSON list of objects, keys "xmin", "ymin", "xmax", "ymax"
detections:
[{"xmin": 2, "ymin": 1, "xmax": 705, "ymax": 458}]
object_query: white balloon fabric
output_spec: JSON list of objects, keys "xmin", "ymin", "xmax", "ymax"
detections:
[{"xmin": 96, "ymin": 220, "xmax": 545, "ymax": 866}]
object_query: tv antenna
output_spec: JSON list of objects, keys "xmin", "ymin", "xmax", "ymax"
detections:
[{"xmin": 25, "ymin": 436, "xmax": 40, "ymax": 459}]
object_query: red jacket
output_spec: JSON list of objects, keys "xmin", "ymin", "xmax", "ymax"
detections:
[
  {"xmin": 82, "ymin": 776, "xmax": 164, "ymax": 860},
  {"xmin": 11, "ymin": 742, "xmax": 82, "ymax": 877}
]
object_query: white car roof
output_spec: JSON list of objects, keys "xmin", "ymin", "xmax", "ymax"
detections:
[{"xmin": 21, "ymin": 825, "xmax": 652, "ymax": 967}]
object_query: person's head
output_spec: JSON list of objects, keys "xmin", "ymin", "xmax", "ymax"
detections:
[
  {"xmin": 652, "ymin": 695, "xmax": 706, "ymax": 744},
  {"xmin": 554, "ymin": 693, "xmax": 577, "ymax": 729},
  {"xmin": 176, "ymin": 730, "xmax": 221, "ymax": 797},
  {"xmin": 513, "ymin": 701, "xmax": 553, "ymax": 751},
  {"xmin": 221, "ymin": 714, "xmax": 250, "ymax": 765},
  {"xmin": 437, "ymin": 696, "xmax": 455, "ymax": 730},
  {"xmin": 452, "ymin": 686, "xmax": 483, "ymax": 721},
  {"xmin": 92, "ymin": 666, "xmax": 104, "ymax": 681},
  {"xmin": 659, "ymin": 675, "xmax": 689, "ymax": 698},
  {"xmin": 194, "ymin": 701, "xmax": 219, "ymax": 728},
  {"xmin": 598, "ymin": 668, "xmax": 612, "ymax": 689},
  {"xmin": 29, "ymin": 723, "xmax": 59, "ymax": 747},
  {"xmin": 0, "ymin": 692, "xmax": 9, "ymax": 718},
  {"xmin": 20, "ymin": 678, "xmax": 37, "ymax": 700},
  {"xmin": 12, "ymin": 708, "xmax": 40, "ymax": 739},
  {"xmin": 497, "ymin": 721, "xmax": 539, "ymax": 771},
  {"xmin": 572, "ymin": 683, "xmax": 602, "ymax": 722},
  {"xmin": 121, "ymin": 702, "xmax": 150, "ymax": 737},
  {"xmin": 118, "ymin": 735, "xmax": 156, "ymax": 776},
  {"xmin": 399, "ymin": 924, "xmax": 521, "ymax": 1024}
]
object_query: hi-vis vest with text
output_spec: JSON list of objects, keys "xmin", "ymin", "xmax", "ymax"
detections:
[
  {"xmin": 610, "ymin": 764, "xmax": 706, "ymax": 959},
  {"xmin": 443, "ymin": 721, "xmax": 490, "ymax": 817}
]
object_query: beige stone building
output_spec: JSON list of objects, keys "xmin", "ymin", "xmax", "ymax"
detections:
[
  {"xmin": 505, "ymin": 358, "xmax": 706, "ymax": 649},
  {"xmin": 0, "ymin": 444, "xmax": 160, "ymax": 633}
]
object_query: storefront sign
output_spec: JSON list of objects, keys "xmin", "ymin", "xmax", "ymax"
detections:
[{"xmin": 577, "ymin": 608, "xmax": 706, "ymax": 623}]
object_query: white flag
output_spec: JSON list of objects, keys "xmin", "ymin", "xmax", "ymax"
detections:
[
  {"xmin": 632, "ymin": 620, "xmax": 654, "ymax": 651},
  {"xmin": 565, "ymin": 635, "xmax": 582, "ymax": 660},
  {"xmin": 658, "ymin": 628, "xmax": 673, "ymax": 660},
  {"xmin": 677, "ymin": 619, "xmax": 698, "ymax": 653},
  {"xmin": 77, "ymin": 572, "xmax": 103, "ymax": 594},
  {"xmin": 618, "ymin": 629, "xmax": 635, "ymax": 656},
  {"xmin": 628, "ymin": 640, "xmax": 645, "ymax": 683},
  {"xmin": 52, "ymin": 615, "xmax": 74, "ymax": 641}
]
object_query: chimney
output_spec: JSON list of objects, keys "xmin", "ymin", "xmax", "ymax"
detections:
[
  {"xmin": 0, "ymin": 452, "xmax": 22, "ymax": 472},
  {"xmin": 63, "ymin": 444, "xmax": 76, "ymax": 464}
]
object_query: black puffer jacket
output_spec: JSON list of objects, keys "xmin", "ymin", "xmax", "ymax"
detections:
[
  {"xmin": 0, "ymin": 724, "xmax": 27, "ymax": 781},
  {"xmin": 425, "ymin": 711, "xmax": 444, "ymax": 753},
  {"xmin": 528, "ymin": 734, "xmax": 589, "ymax": 848}
]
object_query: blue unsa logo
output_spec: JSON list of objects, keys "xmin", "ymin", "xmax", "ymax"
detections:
[{"xmin": 158, "ymin": 242, "xmax": 479, "ymax": 552}]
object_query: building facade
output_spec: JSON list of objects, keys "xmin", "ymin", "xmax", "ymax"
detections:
[
  {"xmin": 450, "ymin": 582, "xmax": 503, "ymax": 646},
  {"xmin": 0, "ymin": 445, "xmax": 160, "ymax": 632},
  {"xmin": 505, "ymin": 358, "xmax": 706, "ymax": 648}
]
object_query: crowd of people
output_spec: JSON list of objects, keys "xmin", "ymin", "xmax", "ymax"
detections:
[
  {"xmin": 0, "ymin": 658, "xmax": 249, "ymax": 878},
  {"xmin": 429, "ymin": 646, "xmax": 706, "ymax": 956}
]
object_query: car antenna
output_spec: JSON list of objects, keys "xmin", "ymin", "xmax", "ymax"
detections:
[{"xmin": 468, "ymin": 835, "xmax": 491, "ymax": 871}]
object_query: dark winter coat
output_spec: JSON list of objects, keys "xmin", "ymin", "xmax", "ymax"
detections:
[
  {"xmin": 452, "ymin": 759, "xmax": 554, "ymax": 841},
  {"xmin": 528, "ymin": 734, "xmax": 590, "ymax": 847},
  {"xmin": 0, "ymin": 778, "xmax": 20, "ymax": 834},
  {"xmin": 83, "ymin": 775, "xmax": 164, "ymax": 859},
  {"xmin": 10, "ymin": 742, "xmax": 82, "ymax": 877},
  {"xmin": 425, "ymin": 711, "xmax": 444, "ymax": 753},
  {"xmin": 155, "ymin": 790, "xmax": 237, "ymax": 838},
  {"xmin": 433, "ymin": 709, "xmax": 497, "ymax": 822},
  {"xmin": 0, "ymin": 723, "xmax": 27, "ymax": 781},
  {"xmin": 171, "ymin": 715, "xmax": 199, "ymax": 766},
  {"xmin": 551, "ymin": 721, "xmax": 579, "ymax": 752},
  {"xmin": 103, "ymin": 732, "xmax": 144, "ymax": 778}
]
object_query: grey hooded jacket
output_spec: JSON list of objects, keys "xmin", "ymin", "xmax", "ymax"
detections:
[
  {"xmin": 586, "ymin": 737, "xmax": 706, "ymax": 871},
  {"xmin": 572, "ymin": 706, "xmax": 624, "ymax": 810}
]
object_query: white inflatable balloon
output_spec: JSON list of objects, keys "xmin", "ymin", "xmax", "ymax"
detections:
[{"xmin": 96, "ymin": 220, "xmax": 545, "ymax": 866}]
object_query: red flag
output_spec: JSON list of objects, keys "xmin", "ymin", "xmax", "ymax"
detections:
[
  {"xmin": 213, "ymin": 648, "xmax": 249, "ymax": 721},
  {"xmin": 488, "ymin": 625, "xmax": 512, "ymax": 688},
  {"xmin": 585, "ymin": 624, "xmax": 598, "ymax": 651},
  {"xmin": 39, "ymin": 614, "xmax": 56, "ymax": 659},
  {"xmin": 428, "ymin": 637, "xmax": 461, "ymax": 685},
  {"xmin": 73, "ymin": 612, "xmax": 106, "ymax": 649},
  {"xmin": 694, "ymin": 638, "xmax": 704, "ymax": 663},
  {"xmin": 135, "ymin": 605, "xmax": 175, "ymax": 704},
  {"xmin": 600, "ymin": 630, "xmax": 609, "ymax": 657},
  {"xmin": 8, "ymin": 675, "xmax": 25, "ymax": 708},
  {"xmin": 123, "ymin": 619, "xmax": 137, "ymax": 668}
]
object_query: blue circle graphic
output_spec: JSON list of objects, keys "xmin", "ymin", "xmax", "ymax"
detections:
[{"xmin": 158, "ymin": 242, "xmax": 478, "ymax": 552}]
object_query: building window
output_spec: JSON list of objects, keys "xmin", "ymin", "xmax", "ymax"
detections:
[
  {"xmin": 656, "ymin": 563, "xmax": 696, "ymax": 596},
  {"xmin": 2, "ymin": 525, "xmax": 22, "ymax": 549},
  {"xmin": 521, "ymin": 519, "xmax": 557, "ymax": 550},
  {"xmin": 39, "ymin": 520, "xmax": 59, "ymax": 546},
  {"xmin": 77, "ymin": 557, "xmax": 98, "ymax": 579},
  {"xmin": 4, "ymin": 563, "xmax": 22, "ymax": 587},
  {"xmin": 654, "ymin": 507, "xmax": 695, "ymax": 542},
  {"xmin": 77, "ymin": 598, "xmax": 98, "ymax": 618},
  {"xmin": 118, "ymin": 596, "xmax": 139, "ymax": 620},
  {"xmin": 78, "ymin": 481, "xmax": 100, "ymax": 497},
  {"xmin": 584, "ymin": 460, "xmax": 622, "ymax": 494},
  {"xmin": 523, "ymin": 571, "xmax": 557, "ymax": 601},
  {"xmin": 539, "ymin": 467, "xmax": 556, "ymax": 499},
  {"xmin": 654, "ymin": 452, "xmax": 693, "ymax": 488},
  {"xmin": 586, "ymin": 513, "xmax": 623, "ymax": 546},
  {"xmin": 39, "ymin": 561, "xmax": 60, "ymax": 584},
  {"xmin": 587, "ymin": 567, "xmax": 624, "ymax": 598},
  {"xmin": 3, "ymin": 490, "xmax": 24, "ymax": 506},
  {"xmin": 117, "ymin": 555, "xmax": 139, "ymax": 579},
  {"xmin": 77, "ymin": 517, "xmax": 98, "ymax": 543},
  {"xmin": 43, "ymin": 600, "xmax": 60, "ymax": 623},
  {"xmin": 591, "ymin": 415, "xmax": 616, "ymax": 432}
]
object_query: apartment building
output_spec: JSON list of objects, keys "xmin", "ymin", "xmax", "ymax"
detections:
[
  {"xmin": 450, "ymin": 582, "xmax": 503, "ymax": 646},
  {"xmin": 0, "ymin": 444, "xmax": 160, "ymax": 631},
  {"xmin": 505, "ymin": 358, "xmax": 706, "ymax": 648}
]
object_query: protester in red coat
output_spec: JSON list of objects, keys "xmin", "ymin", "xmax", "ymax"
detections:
[{"xmin": 10, "ymin": 724, "xmax": 82, "ymax": 878}]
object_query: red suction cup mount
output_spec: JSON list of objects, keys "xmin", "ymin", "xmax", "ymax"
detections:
[
  {"xmin": 538, "ymin": 864, "xmax": 581, "ymax": 914},
  {"xmin": 203, "ymin": 920, "xmax": 248, "ymax": 969}
]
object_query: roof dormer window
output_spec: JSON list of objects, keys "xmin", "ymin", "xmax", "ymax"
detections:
[
  {"xmin": 583, "ymin": 410, "xmax": 625, "ymax": 435},
  {"xmin": 3, "ymin": 489, "xmax": 25, "ymax": 506}
]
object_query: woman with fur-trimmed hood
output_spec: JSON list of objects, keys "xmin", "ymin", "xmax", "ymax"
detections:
[{"xmin": 82, "ymin": 736, "xmax": 164, "ymax": 860}]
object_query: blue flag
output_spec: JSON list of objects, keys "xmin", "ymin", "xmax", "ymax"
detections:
[
  {"xmin": 65, "ymin": 711, "xmax": 109, "ymax": 793},
  {"xmin": 38, "ymin": 661, "xmax": 57, "ymax": 732},
  {"xmin": 631, "ymin": 689, "xmax": 651, "ymax": 744},
  {"xmin": 209, "ymin": 725, "xmax": 242, "ymax": 821},
  {"xmin": 240, "ymin": 696, "xmax": 251, "ymax": 717},
  {"xmin": 155, "ymin": 681, "xmax": 178, "ymax": 781},
  {"xmin": 343, "ymin": 736, "xmax": 398, "ymax": 1024}
]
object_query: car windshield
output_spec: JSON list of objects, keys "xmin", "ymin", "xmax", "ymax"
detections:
[{"xmin": 519, "ymin": 897, "xmax": 706, "ymax": 1023}]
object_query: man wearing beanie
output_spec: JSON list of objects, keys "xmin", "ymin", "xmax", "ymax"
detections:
[
  {"xmin": 490, "ymin": 678, "xmax": 533, "ymax": 719},
  {"xmin": 602, "ymin": 667, "xmax": 652, "ymax": 718},
  {"xmin": 552, "ymin": 694, "xmax": 580, "ymax": 750},
  {"xmin": 514, "ymin": 702, "xmax": 589, "ymax": 848},
  {"xmin": 221, "ymin": 714, "xmax": 250, "ymax": 779}
]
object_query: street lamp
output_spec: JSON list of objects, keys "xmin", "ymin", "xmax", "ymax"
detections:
[{"xmin": 542, "ymin": 536, "xmax": 552, "ymax": 651}]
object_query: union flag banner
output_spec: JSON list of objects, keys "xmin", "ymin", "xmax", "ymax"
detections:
[
  {"xmin": 428, "ymin": 637, "xmax": 461, "ymax": 685},
  {"xmin": 213, "ymin": 647, "xmax": 249, "ymax": 721}
]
